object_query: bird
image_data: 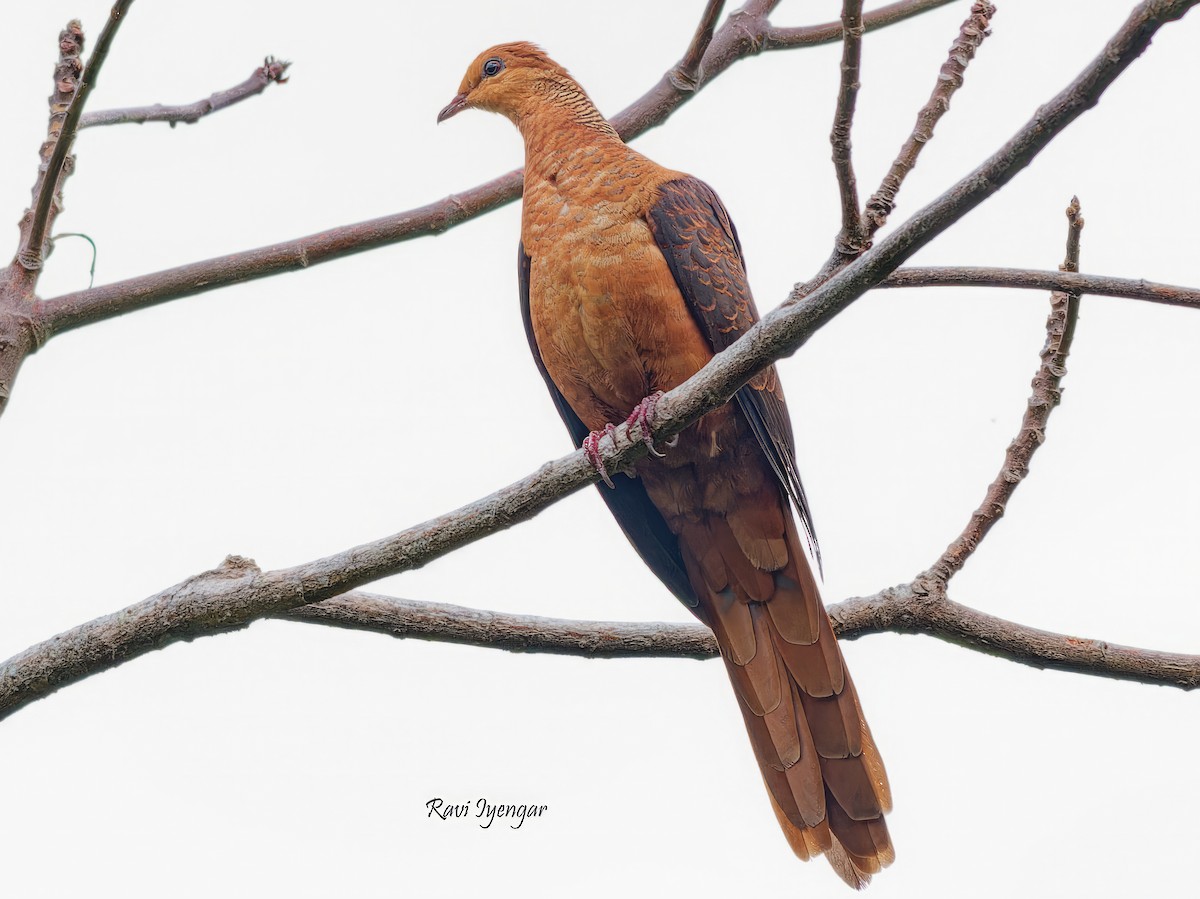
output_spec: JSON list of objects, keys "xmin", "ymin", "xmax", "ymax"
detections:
[{"xmin": 438, "ymin": 42, "xmax": 893, "ymax": 887}]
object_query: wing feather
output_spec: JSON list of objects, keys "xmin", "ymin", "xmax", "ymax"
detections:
[{"xmin": 645, "ymin": 176, "xmax": 821, "ymax": 567}]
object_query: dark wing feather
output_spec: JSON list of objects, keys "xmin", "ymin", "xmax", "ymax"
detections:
[
  {"xmin": 646, "ymin": 176, "xmax": 820, "ymax": 566},
  {"xmin": 518, "ymin": 242, "xmax": 698, "ymax": 607}
]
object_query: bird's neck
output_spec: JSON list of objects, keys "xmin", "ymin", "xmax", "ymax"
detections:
[{"xmin": 513, "ymin": 79, "xmax": 623, "ymax": 174}]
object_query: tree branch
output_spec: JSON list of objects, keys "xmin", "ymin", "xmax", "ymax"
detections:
[
  {"xmin": 830, "ymin": 587, "xmax": 1200, "ymax": 689},
  {"xmin": 924, "ymin": 198, "xmax": 1085, "ymax": 585},
  {"xmin": 831, "ymin": 0, "xmax": 867, "ymax": 255},
  {"xmin": 11, "ymin": 21, "xmax": 85, "ymax": 285},
  {"xmin": 0, "ymin": 20, "xmax": 87, "ymax": 416},
  {"xmin": 1, "ymin": 0, "xmax": 1193, "ymax": 722},
  {"xmin": 879, "ymin": 266, "xmax": 1200, "ymax": 310},
  {"xmin": 18, "ymin": 0, "xmax": 135, "ymax": 274},
  {"xmin": 280, "ymin": 592, "xmax": 721, "ymax": 659},
  {"xmin": 763, "ymin": 0, "xmax": 958, "ymax": 49},
  {"xmin": 671, "ymin": 0, "xmax": 726, "ymax": 91},
  {"xmin": 275, "ymin": 590, "xmax": 1200, "ymax": 690},
  {"xmin": 78, "ymin": 57, "xmax": 290, "ymax": 129},
  {"xmin": 861, "ymin": 0, "xmax": 996, "ymax": 240}
]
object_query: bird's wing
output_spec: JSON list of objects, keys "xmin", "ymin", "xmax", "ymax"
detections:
[
  {"xmin": 518, "ymin": 242, "xmax": 698, "ymax": 608},
  {"xmin": 645, "ymin": 176, "xmax": 821, "ymax": 568}
]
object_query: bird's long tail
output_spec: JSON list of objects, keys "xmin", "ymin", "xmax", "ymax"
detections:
[{"xmin": 679, "ymin": 509, "xmax": 894, "ymax": 888}]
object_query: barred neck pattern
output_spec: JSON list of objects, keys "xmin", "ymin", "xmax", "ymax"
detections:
[{"xmin": 517, "ymin": 75, "xmax": 619, "ymax": 146}]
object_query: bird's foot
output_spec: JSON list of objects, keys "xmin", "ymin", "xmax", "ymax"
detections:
[
  {"xmin": 625, "ymin": 391, "xmax": 676, "ymax": 458},
  {"xmin": 582, "ymin": 423, "xmax": 617, "ymax": 489}
]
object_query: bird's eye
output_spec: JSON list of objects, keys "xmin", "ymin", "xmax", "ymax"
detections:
[{"xmin": 482, "ymin": 57, "xmax": 504, "ymax": 78}]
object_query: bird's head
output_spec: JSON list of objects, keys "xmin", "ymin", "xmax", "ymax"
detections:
[{"xmin": 436, "ymin": 42, "xmax": 572, "ymax": 125}]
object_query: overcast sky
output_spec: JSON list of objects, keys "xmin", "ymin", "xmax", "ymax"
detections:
[{"xmin": 1, "ymin": 1, "xmax": 1198, "ymax": 896}]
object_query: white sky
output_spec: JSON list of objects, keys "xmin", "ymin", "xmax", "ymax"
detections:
[{"xmin": 1, "ymin": 1, "xmax": 1198, "ymax": 896}]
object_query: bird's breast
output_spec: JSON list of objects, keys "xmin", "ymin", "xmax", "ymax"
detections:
[{"xmin": 522, "ymin": 183, "xmax": 715, "ymax": 433}]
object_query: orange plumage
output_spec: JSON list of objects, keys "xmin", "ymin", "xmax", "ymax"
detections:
[{"xmin": 440, "ymin": 42, "xmax": 893, "ymax": 887}]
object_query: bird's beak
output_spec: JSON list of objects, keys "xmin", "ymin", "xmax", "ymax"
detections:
[{"xmin": 437, "ymin": 93, "xmax": 470, "ymax": 124}]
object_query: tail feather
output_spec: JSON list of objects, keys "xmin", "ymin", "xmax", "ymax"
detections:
[{"xmin": 681, "ymin": 509, "xmax": 894, "ymax": 885}]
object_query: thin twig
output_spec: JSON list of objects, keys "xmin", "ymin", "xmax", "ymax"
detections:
[
  {"xmin": 671, "ymin": 0, "xmax": 727, "ymax": 90},
  {"xmin": 79, "ymin": 57, "xmax": 290, "ymax": 129},
  {"xmin": 18, "ymin": 0, "xmax": 136, "ymax": 273},
  {"xmin": 1, "ymin": 0, "xmax": 1193, "ymax": 722},
  {"xmin": 861, "ymin": 0, "xmax": 996, "ymax": 240},
  {"xmin": 924, "ymin": 198, "xmax": 1086, "ymax": 585},
  {"xmin": 879, "ymin": 266, "xmax": 1200, "ymax": 310},
  {"xmin": 763, "ymin": 0, "xmax": 958, "ymax": 48},
  {"xmin": 11, "ymin": 21, "xmax": 85, "ymax": 281},
  {"xmin": 831, "ymin": 0, "xmax": 867, "ymax": 255},
  {"xmin": 798, "ymin": 0, "xmax": 996, "ymax": 294}
]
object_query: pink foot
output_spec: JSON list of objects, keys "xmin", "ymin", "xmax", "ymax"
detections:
[
  {"xmin": 624, "ymin": 391, "xmax": 676, "ymax": 458},
  {"xmin": 582, "ymin": 423, "xmax": 617, "ymax": 488}
]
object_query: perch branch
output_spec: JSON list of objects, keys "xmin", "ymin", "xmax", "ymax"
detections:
[
  {"xmin": 78, "ymin": 57, "xmax": 290, "ymax": 129},
  {"xmin": 831, "ymin": 0, "xmax": 867, "ymax": 255},
  {"xmin": 924, "ymin": 198, "xmax": 1084, "ymax": 585},
  {"xmin": 18, "ymin": 0, "xmax": 135, "ymax": 273},
  {"xmin": 1, "ymin": 0, "xmax": 1193, "ymax": 721}
]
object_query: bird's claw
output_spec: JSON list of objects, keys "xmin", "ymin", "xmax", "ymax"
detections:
[
  {"xmin": 625, "ymin": 391, "xmax": 675, "ymax": 458},
  {"xmin": 582, "ymin": 423, "xmax": 617, "ymax": 488},
  {"xmin": 584, "ymin": 393, "xmax": 674, "ymax": 487}
]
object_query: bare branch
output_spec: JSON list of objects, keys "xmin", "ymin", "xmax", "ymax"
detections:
[
  {"xmin": 18, "ymin": 0, "xmax": 136, "ymax": 273},
  {"xmin": 0, "ymin": 19, "xmax": 90, "ymax": 414},
  {"xmin": 831, "ymin": 0, "xmax": 867, "ymax": 255},
  {"xmin": 861, "ymin": 0, "xmax": 996, "ymax": 240},
  {"xmin": 763, "ymin": 0, "xmax": 958, "ymax": 48},
  {"xmin": 11, "ymin": 20, "xmax": 85, "ymax": 284},
  {"xmin": 671, "ymin": 0, "xmax": 727, "ymax": 91},
  {"xmin": 831, "ymin": 587, "xmax": 1200, "ymax": 689},
  {"xmin": 278, "ymin": 590, "xmax": 1200, "ymax": 690},
  {"xmin": 0, "ymin": 303, "xmax": 37, "ymax": 417},
  {"xmin": 880, "ymin": 266, "xmax": 1200, "ymax": 310},
  {"xmin": 280, "ymin": 593, "xmax": 721, "ymax": 659},
  {"xmin": 924, "ymin": 199, "xmax": 1085, "ymax": 585},
  {"xmin": 79, "ymin": 57, "xmax": 290, "ymax": 129},
  {"xmin": 921, "ymin": 200, "xmax": 1084, "ymax": 585},
  {"xmin": 9, "ymin": 570, "xmax": 1198, "ymax": 724}
]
